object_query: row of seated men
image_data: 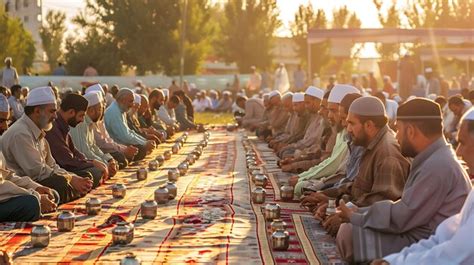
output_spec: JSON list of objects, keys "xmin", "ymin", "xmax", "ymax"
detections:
[
  {"xmin": 0, "ymin": 84, "xmax": 197, "ymax": 222},
  {"xmin": 242, "ymin": 84, "xmax": 474, "ymax": 264}
]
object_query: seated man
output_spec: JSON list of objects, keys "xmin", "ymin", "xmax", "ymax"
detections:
[
  {"xmin": 173, "ymin": 90, "xmax": 194, "ymax": 121},
  {"xmin": 279, "ymin": 86, "xmax": 325, "ymax": 159},
  {"xmin": 267, "ymin": 92, "xmax": 292, "ymax": 140},
  {"xmin": 336, "ymin": 98, "xmax": 472, "ymax": 263},
  {"xmin": 280, "ymin": 91, "xmax": 334, "ymax": 172},
  {"xmin": 271, "ymin": 93, "xmax": 310, "ymax": 152},
  {"xmin": 172, "ymin": 92, "xmax": 195, "ymax": 131},
  {"xmin": 148, "ymin": 89, "xmax": 176, "ymax": 136},
  {"xmin": 105, "ymin": 88, "xmax": 156, "ymax": 161},
  {"xmin": 45, "ymin": 93, "xmax": 108, "ymax": 188},
  {"xmin": 308, "ymin": 96, "xmax": 411, "ymax": 236},
  {"xmin": 2, "ymin": 87, "xmax": 92, "ymax": 204},
  {"xmin": 447, "ymin": 95, "xmax": 472, "ymax": 142},
  {"xmin": 70, "ymin": 92, "xmax": 118, "ymax": 176},
  {"xmin": 236, "ymin": 96, "xmax": 265, "ymax": 130},
  {"xmin": 137, "ymin": 94, "xmax": 168, "ymax": 140},
  {"xmin": 214, "ymin": 91, "xmax": 233, "ymax": 112},
  {"xmin": 127, "ymin": 94, "xmax": 160, "ymax": 144},
  {"xmin": 0, "ymin": 94, "xmax": 56, "ymax": 221},
  {"xmin": 157, "ymin": 95, "xmax": 180, "ymax": 129},
  {"xmin": 290, "ymin": 85, "xmax": 360, "ymax": 197},
  {"xmin": 371, "ymin": 107, "xmax": 474, "ymax": 265}
]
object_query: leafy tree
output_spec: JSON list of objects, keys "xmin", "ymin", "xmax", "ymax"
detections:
[
  {"xmin": 64, "ymin": 28, "xmax": 122, "ymax": 76},
  {"xmin": 218, "ymin": 0, "xmax": 281, "ymax": 73},
  {"xmin": 169, "ymin": 0, "xmax": 216, "ymax": 75},
  {"xmin": 290, "ymin": 4, "xmax": 330, "ymax": 76},
  {"xmin": 40, "ymin": 10, "xmax": 66, "ymax": 72},
  {"xmin": 373, "ymin": 0, "xmax": 401, "ymax": 61},
  {"xmin": 0, "ymin": 8, "xmax": 36, "ymax": 72}
]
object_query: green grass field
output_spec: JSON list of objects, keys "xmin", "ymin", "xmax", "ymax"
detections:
[{"xmin": 194, "ymin": 112, "xmax": 235, "ymax": 125}]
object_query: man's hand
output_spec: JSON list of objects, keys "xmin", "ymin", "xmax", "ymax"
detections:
[
  {"xmin": 92, "ymin": 160, "xmax": 109, "ymax": 181},
  {"xmin": 108, "ymin": 159, "xmax": 118, "ymax": 178},
  {"xmin": 314, "ymin": 202, "xmax": 328, "ymax": 221},
  {"xmin": 288, "ymin": 175, "xmax": 299, "ymax": 187},
  {"xmin": 70, "ymin": 175, "xmax": 92, "ymax": 195},
  {"xmin": 35, "ymin": 186, "xmax": 54, "ymax": 200},
  {"xmin": 124, "ymin": 146, "xmax": 138, "ymax": 160},
  {"xmin": 300, "ymin": 192, "xmax": 329, "ymax": 207},
  {"xmin": 322, "ymin": 212, "xmax": 343, "ymax": 236},
  {"xmin": 338, "ymin": 199, "xmax": 358, "ymax": 221},
  {"xmin": 145, "ymin": 140, "xmax": 156, "ymax": 153},
  {"xmin": 39, "ymin": 194, "xmax": 57, "ymax": 213}
]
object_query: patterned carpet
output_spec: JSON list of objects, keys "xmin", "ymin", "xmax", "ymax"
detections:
[{"xmin": 0, "ymin": 130, "xmax": 345, "ymax": 264}]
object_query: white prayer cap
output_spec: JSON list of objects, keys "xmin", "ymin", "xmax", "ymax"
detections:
[
  {"xmin": 0, "ymin": 94, "xmax": 9, "ymax": 112},
  {"xmin": 282, "ymin": 92, "xmax": 293, "ymax": 100},
  {"xmin": 269, "ymin": 90, "xmax": 281, "ymax": 99},
  {"xmin": 349, "ymin": 96, "xmax": 387, "ymax": 116},
  {"xmin": 4, "ymin": 57, "xmax": 12, "ymax": 63},
  {"xmin": 250, "ymin": 66, "xmax": 256, "ymax": 70},
  {"xmin": 133, "ymin": 93, "xmax": 142, "ymax": 105},
  {"xmin": 382, "ymin": 92, "xmax": 389, "ymax": 99},
  {"xmin": 407, "ymin": 95, "xmax": 416, "ymax": 101},
  {"xmin": 223, "ymin": 91, "xmax": 231, "ymax": 96},
  {"xmin": 209, "ymin": 90, "xmax": 217, "ymax": 95},
  {"xmin": 305, "ymin": 86, "xmax": 324, "ymax": 99},
  {"xmin": 383, "ymin": 75, "xmax": 390, "ymax": 81},
  {"xmin": 328, "ymin": 84, "xmax": 360, "ymax": 104},
  {"xmin": 393, "ymin": 95, "xmax": 402, "ymax": 103},
  {"xmin": 461, "ymin": 107, "xmax": 474, "ymax": 121},
  {"xmin": 427, "ymin": 94, "xmax": 437, "ymax": 101},
  {"xmin": 189, "ymin": 83, "xmax": 197, "ymax": 89},
  {"xmin": 162, "ymin": 89, "xmax": 169, "ymax": 97},
  {"xmin": 263, "ymin": 93, "xmax": 270, "ymax": 100},
  {"xmin": 83, "ymin": 91, "xmax": 102, "ymax": 107},
  {"xmin": 26, "ymin": 86, "xmax": 56, "ymax": 106},
  {"xmin": 292, "ymin": 92, "xmax": 305, "ymax": 103},
  {"xmin": 21, "ymin": 87, "xmax": 29, "ymax": 92},
  {"xmin": 425, "ymin": 67, "xmax": 433, "ymax": 73},
  {"xmin": 85, "ymin": 84, "xmax": 104, "ymax": 96}
]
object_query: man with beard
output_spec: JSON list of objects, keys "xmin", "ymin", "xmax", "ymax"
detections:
[
  {"xmin": 126, "ymin": 93, "xmax": 161, "ymax": 144},
  {"xmin": 371, "ymin": 107, "xmax": 474, "ymax": 265},
  {"xmin": 268, "ymin": 92, "xmax": 291, "ymax": 138},
  {"xmin": 0, "ymin": 94, "xmax": 56, "ymax": 221},
  {"xmin": 256, "ymin": 92, "xmax": 280, "ymax": 139},
  {"xmin": 308, "ymin": 96, "xmax": 410, "ymax": 236},
  {"xmin": 105, "ymin": 88, "xmax": 156, "ymax": 161},
  {"xmin": 45, "ymin": 94, "xmax": 108, "ymax": 188},
  {"xmin": 70, "ymin": 92, "xmax": 119, "ymax": 177},
  {"xmin": 279, "ymin": 91, "xmax": 335, "ymax": 173},
  {"xmin": 290, "ymin": 85, "xmax": 360, "ymax": 197},
  {"xmin": 2, "ymin": 87, "xmax": 92, "ymax": 204},
  {"xmin": 335, "ymin": 98, "xmax": 472, "ymax": 263},
  {"xmin": 272, "ymin": 92, "xmax": 310, "ymax": 152},
  {"xmin": 86, "ymin": 84, "xmax": 137, "ymax": 167},
  {"xmin": 279, "ymin": 86, "xmax": 325, "ymax": 158},
  {"xmin": 267, "ymin": 92, "xmax": 295, "ymax": 143},
  {"xmin": 148, "ymin": 89, "xmax": 174, "ymax": 136}
]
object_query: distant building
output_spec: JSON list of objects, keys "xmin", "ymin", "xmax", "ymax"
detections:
[{"xmin": 2, "ymin": 0, "xmax": 44, "ymax": 72}]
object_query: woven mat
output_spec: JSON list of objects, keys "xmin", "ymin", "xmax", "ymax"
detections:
[
  {"xmin": 251, "ymin": 136, "xmax": 346, "ymax": 265},
  {"xmin": 1, "ymin": 130, "xmax": 344, "ymax": 264}
]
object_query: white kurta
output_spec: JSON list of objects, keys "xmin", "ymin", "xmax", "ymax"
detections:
[
  {"xmin": 384, "ymin": 189, "xmax": 474, "ymax": 265},
  {"xmin": 274, "ymin": 67, "xmax": 290, "ymax": 93}
]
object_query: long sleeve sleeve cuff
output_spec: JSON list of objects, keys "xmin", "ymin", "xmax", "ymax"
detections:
[{"xmin": 350, "ymin": 212, "xmax": 365, "ymax": 227}]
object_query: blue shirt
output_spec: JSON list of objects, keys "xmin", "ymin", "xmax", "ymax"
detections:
[{"xmin": 104, "ymin": 101, "xmax": 146, "ymax": 146}]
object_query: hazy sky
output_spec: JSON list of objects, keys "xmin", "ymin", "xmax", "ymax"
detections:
[{"xmin": 43, "ymin": 0, "xmax": 398, "ymax": 57}]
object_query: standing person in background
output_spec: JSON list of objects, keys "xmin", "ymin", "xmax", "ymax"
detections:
[
  {"xmin": 247, "ymin": 66, "xmax": 262, "ymax": 96},
  {"xmin": 425, "ymin": 68, "xmax": 440, "ymax": 96},
  {"xmin": 274, "ymin": 63, "xmax": 290, "ymax": 93},
  {"xmin": 261, "ymin": 68, "xmax": 271, "ymax": 90},
  {"xmin": 368, "ymin": 72, "xmax": 378, "ymax": 92},
  {"xmin": 52, "ymin": 62, "xmax": 67, "ymax": 76},
  {"xmin": 168, "ymin": 80, "xmax": 180, "ymax": 96},
  {"xmin": 327, "ymin": 75, "xmax": 336, "ymax": 91},
  {"xmin": 83, "ymin": 63, "xmax": 98, "ymax": 77},
  {"xmin": 8, "ymin": 84, "xmax": 24, "ymax": 122},
  {"xmin": 439, "ymin": 75, "xmax": 450, "ymax": 98},
  {"xmin": 382, "ymin": 76, "xmax": 395, "ymax": 96},
  {"xmin": 0, "ymin": 57, "xmax": 19, "ymax": 88},
  {"xmin": 293, "ymin": 65, "xmax": 306, "ymax": 92},
  {"xmin": 398, "ymin": 54, "xmax": 416, "ymax": 99},
  {"xmin": 460, "ymin": 73, "xmax": 469, "ymax": 90},
  {"xmin": 231, "ymin": 74, "xmax": 240, "ymax": 95}
]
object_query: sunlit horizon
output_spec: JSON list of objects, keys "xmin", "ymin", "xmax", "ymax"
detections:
[{"xmin": 42, "ymin": 0, "xmax": 411, "ymax": 58}]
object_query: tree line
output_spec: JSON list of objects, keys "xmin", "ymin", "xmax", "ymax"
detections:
[{"xmin": 2, "ymin": 0, "xmax": 473, "ymax": 76}]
